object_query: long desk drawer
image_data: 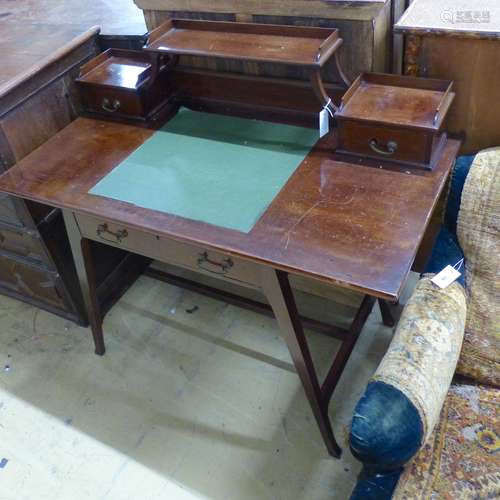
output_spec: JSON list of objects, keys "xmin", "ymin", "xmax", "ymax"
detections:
[{"xmin": 76, "ymin": 215, "xmax": 261, "ymax": 287}]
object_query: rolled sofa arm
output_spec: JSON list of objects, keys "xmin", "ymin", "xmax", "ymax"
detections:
[{"xmin": 349, "ymin": 275, "xmax": 467, "ymax": 499}]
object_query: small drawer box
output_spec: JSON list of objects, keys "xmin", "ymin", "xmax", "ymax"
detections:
[
  {"xmin": 334, "ymin": 73, "xmax": 455, "ymax": 170},
  {"xmin": 76, "ymin": 49, "xmax": 173, "ymax": 121}
]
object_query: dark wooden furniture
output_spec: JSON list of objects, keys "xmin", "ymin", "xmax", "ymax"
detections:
[
  {"xmin": 76, "ymin": 48, "xmax": 174, "ymax": 121},
  {"xmin": 0, "ymin": 18, "xmax": 460, "ymax": 458},
  {"xmin": 0, "ymin": 110, "xmax": 460, "ymax": 456},
  {"xmin": 395, "ymin": 0, "xmax": 500, "ymax": 154},
  {"xmin": 335, "ymin": 73, "xmax": 454, "ymax": 170},
  {"xmin": 0, "ymin": 26, "xmax": 149, "ymax": 324}
]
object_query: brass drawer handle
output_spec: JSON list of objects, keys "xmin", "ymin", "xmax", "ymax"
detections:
[
  {"xmin": 101, "ymin": 98, "xmax": 121, "ymax": 113},
  {"xmin": 197, "ymin": 251, "xmax": 233, "ymax": 275},
  {"xmin": 96, "ymin": 223, "xmax": 128, "ymax": 243},
  {"xmin": 369, "ymin": 139, "xmax": 398, "ymax": 156}
]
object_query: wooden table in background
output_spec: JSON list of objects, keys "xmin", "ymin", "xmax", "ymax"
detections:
[{"xmin": 395, "ymin": 0, "xmax": 500, "ymax": 154}]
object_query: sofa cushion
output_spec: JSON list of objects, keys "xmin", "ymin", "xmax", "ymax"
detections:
[
  {"xmin": 394, "ymin": 383, "xmax": 500, "ymax": 500},
  {"xmin": 372, "ymin": 277, "xmax": 467, "ymax": 441},
  {"xmin": 456, "ymin": 147, "xmax": 500, "ymax": 387}
]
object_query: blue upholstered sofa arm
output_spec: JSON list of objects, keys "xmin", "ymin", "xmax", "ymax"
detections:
[
  {"xmin": 349, "ymin": 276, "xmax": 467, "ymax": 499},
  {"xmin": 350, "ymin": 383, "xmax": 423, "ymax": 499},
  {"xmin": 349, "ymin": 156, "xmax": 474, "ymax": 499}
]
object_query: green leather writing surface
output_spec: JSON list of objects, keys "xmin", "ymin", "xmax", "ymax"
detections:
[{"xmin": 90, "ymin": 108, "xmax": 317, "ymax": 233}]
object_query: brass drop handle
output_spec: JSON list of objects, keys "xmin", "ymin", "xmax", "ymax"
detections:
[
  {"xmin": 96, "ymin": 223, "xmax": 128, "ymax": 243},
  {"xmin": 101, "ymin": 98, "xmax": 121, "ymax": 113},
  {"xmin": 369, "ymin": 139, "xmax": 398, "ymax": 156},
  {"xmin": 197, "ymin": 251, "xmax": 233, "ymax": 275}
]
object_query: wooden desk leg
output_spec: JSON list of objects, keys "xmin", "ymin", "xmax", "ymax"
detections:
[
  {"xmin": 378, "ymin": 299, "xmax": 395, "ymax": 327},
  {"xmin": 63, "ymin": 210, "xmax": 105, "ymax": 355},
  {"xmin": 261, "ymin": 268, "xmax": 342, "ymax": 458}
]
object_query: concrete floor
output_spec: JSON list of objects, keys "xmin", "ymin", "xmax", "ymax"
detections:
[{"xmin": 0, "ymin": 271, "xmax": 416, "ymax": 499}]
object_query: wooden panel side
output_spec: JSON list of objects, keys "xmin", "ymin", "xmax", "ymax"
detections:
[
  {"xmin": 372, "ymin": 0, "xmax": 391, "ymax": 72},
  {"xmin": 1, "ymin": 78, "xmax": 76, "ymax": 162},
  {"xmin": 392, "ymin": 0, "xmax": 408, "ymax": 73},
  {"xmin": 420, "ymin": 36, "xmax": 500, "ymax": 153}
]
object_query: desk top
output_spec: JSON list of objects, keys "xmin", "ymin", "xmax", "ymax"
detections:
[
  {"xmin": 0, "ymin": 116, "xmax": 459, "ymax": 300},
  {"xmin": 0, "ymin": 24, "xmax": 98, "ymax": 100},
  {"xmin": 89, "ymin": 108, "xmax": 318, "ymax": 233},
  {"xmin": 0, "ymin": 0, "xmax": 147, "ymax": 98},
  {"xmin": 395, "ymin": 0, "xmax": 500, "ymax": 39},
  {"xmin": 0, "ymin": 0, "xmax": 146, "ymax": 37}
]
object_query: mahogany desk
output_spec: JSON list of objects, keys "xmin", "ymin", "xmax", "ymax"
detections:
[{"xmin": 0, "ymin": 113, "xmax": 460, "ymax": 457}]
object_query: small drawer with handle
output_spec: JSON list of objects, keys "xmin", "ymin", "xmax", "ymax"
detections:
[
  {"xmin": 76, "ymin": 215, "xmax": 260, "ymax": 287},
  {"xmin": 76, "ymin": 48, "xmax": 173, "ymax": 121},
  {"xmin": 80, "ymin": 87, "xmax": 145, "ymax": 119},
  {"xmin": 334, "ymin": 73, "xmax": 454, "ymax": 170},
  {"xmin": 337, "ymin": 121, "xmax": 430, "ymax": 166}
]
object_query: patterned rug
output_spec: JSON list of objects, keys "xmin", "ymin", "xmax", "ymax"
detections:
[{"xmin": 394, "ymin": 383, "xmax": 500, "ymax": 499}]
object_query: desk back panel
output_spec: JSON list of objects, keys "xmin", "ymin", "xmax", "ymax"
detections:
[{"xmin": 89, "ymin": 108, "xmax": 318, "ymax": 233}]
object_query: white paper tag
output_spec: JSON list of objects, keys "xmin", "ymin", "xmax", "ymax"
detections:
[
  {"xmin": 431, "ymin": 265, "xmax": 461, "ymax": 289},
  {"xmin": 319, "ymin": 109, "xmax": 329, "ymax": 138}
]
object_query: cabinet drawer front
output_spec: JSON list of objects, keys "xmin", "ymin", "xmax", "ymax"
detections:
[
  {"xmin": 0, "ymin": 255, "xmax": 65, "ymax": 309},
  {"xmin": 338, "ymin": 122, "xmax": 430, "ymax": 165},
  {"xmin": 81, "ymin": 86, "xmax": 144, "ymax": 118},
  {"xmin": 0, "ymin": 193, "xmax": 25, "ymax": 227},
  {"xmin": 0, "ymin": 225, "xmax": 49, "ymax": 264},
  {"xmin": 76, "ymin": 215, "xmax": 260, "ymax": 287}
]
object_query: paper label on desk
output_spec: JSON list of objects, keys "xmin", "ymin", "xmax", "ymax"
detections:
[
  {"xmin": 319, "ymin": 109, "xmax": 329, "ymax": 138},
  {"xmin": 431, "ymin": 265, "xmax": 461, "ymax": 289}
]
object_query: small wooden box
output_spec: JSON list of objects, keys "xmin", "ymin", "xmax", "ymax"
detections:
[
  {"xmin": 334, "ymin": 73, "xmax": 455, "ymax": 170},
  {"xmin": 76, "ymin": 49, "xmax": 172, "ymax": 121}
]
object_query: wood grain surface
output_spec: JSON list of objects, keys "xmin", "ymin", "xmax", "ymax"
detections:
[{"xmin": 0, "ymin": 115, "xmax": 459, "ymax": 300}]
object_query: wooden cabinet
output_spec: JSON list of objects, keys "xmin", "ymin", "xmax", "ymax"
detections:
[{"xmin": 0, "ymin": 26, "xmax": 149, "ymax": 324}]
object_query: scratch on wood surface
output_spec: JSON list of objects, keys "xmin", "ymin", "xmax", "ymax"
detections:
[{"xmin": 283, "ymin": 201, "xmax": 322, "ymax": 250}]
